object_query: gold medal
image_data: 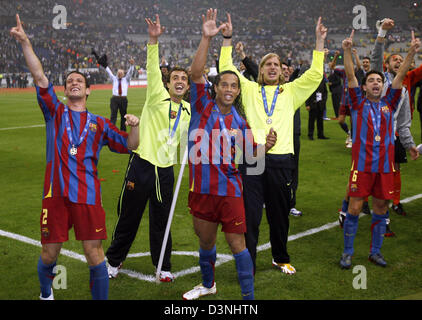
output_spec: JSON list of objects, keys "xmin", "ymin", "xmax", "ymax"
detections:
[
  {"xmin": 375, "ymin": 135, "xmax": 381, "ymax": 142},
  {"xmin": 266, "ymin": 118, "xmax": 272, "ymax": 125}
]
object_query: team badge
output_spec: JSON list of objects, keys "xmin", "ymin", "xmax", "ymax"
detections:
[
  {"xmin": 126, "ymin": 181, "xmax": 135, "ymax": 191},
  {"xmin": 41, "ymin": 227, "xmax": 50, "ymax": 238},
  {"xmin": 89, "ymin": 123, "xmax": 97, "ymax": 132},
  {"xmin": 350, "ymin": 183, "xmax": 358, "ymax": 192},
  {"xmin": 170, "ymin": 110, "xmax": 178, "ymax": 119},
  {"xmin": 381, "ymin": 106, "xmax": 390, "ymax": 114}
]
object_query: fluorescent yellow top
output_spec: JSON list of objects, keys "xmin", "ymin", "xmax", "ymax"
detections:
[
  {"xmin": 135, "ymin": 43, "xmax": 191, "ymax": 167},
  {"xmin": 219, "ymin": 46, "xmax": 324, "ymax": 155}
]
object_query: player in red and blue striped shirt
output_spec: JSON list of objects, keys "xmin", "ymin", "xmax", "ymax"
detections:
[
  {"xmin": 339, "ymin": 30, "xmax": 420, "ymax": 269},
  {"xmin": 183, "ymin": 9, "xmax": 277, "ymax": 300},
  {"xmin": 10, "ymin": 14, "xmax": 140, "ymax": 300}
]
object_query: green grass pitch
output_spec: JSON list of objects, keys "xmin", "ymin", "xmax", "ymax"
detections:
[{"xmin": 0, "ymin": 86, "xmax": 421, "ymax": 301}]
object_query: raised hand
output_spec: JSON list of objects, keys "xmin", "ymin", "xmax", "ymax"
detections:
[
  {"xmin": 315, "ymin": 17, "xmax": 327, "ymax": 41},
  {"xmin": 342, "ymin": 29, "xmax": 355, "ymax": 50},
  {"xmin": 221, "ymin": 12, "xmax": 233, "ymax": 38},
  {"xmin": 145, "ymin": 14, "xmax": 165, "ymax": 40},
  {"xmin": 380, "ymin": 18, "xmax": 395, "ymax": 31},
  {"xmin": 202, "ymin": 8, "xmax": 227, "ymax": 38},
  {"xmin": 10, "ymin": 14, "xmax": 27, "ymax": 43},
  {"xmin": 409, "ymin": 30, "xmax": 421, "ymax": 53}
]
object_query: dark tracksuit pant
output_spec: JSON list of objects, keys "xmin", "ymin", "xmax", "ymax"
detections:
[
  {"xmin": 106, "ymin": 153, "xmax": 174, "ymax": 271},
  {"xmin": 241, "ymin": 154, "xmax": 294, "ymax": 272},
  {"xmin": 307, "ymin": 101, "xmax": 325, "ymax": 138},
  {"xmin": 110, "ymin": 96, "xmax": 128, "ymax": 132}
]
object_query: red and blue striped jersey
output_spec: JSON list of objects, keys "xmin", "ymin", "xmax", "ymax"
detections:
[
  {"xmin": 36, "ymin": 83, "xmax": 130, "ymax": 205},
  {"xmin": 348, "ymin": 86, "xmax": 402, "ymax": 173},
  {"xmin": 189, "ymin": 82, "xmax": 257, "ymax": 197}
]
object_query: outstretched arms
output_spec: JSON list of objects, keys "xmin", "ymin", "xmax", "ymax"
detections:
[{"xmin": 10, "ymin": 14, "xmax": 48, "ymax": 88}]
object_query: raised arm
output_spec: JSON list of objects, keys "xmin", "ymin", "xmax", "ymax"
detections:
[
  {"xmin": 145, "ymin": 14, "xmax": 165, "ymax": 45},
  {"xmin": 191, "ymin": 9, "xmax": 227, "ymax": 83},
  {"xmin": 329, "ymin": 50, "xmax": 340, "ymax": 70},
  {"xmin": 392, "ymin": 31, "xmax": 421, "ymax": 90},
  {"xmin": 144, "ymin": 15, "xmax": 167, "ymax": 100},
  {"xmin": 352, "ymin": 48, "xmax": 361, "ymax": 71},
  {"xmin": 315, "ymin": 17, "xmax": 327, "ymax": 52},
  {"xmin": 125, "ymin": 59, "xmax": 135, "ymax": 81},
  {"xmin": 10, "ymin": 14, "xmax": 48, "ymax": 88},
  {"xmin": 371, "ymin": 18, "xmax": 394, "ymax": 72},
  {"xmin": 342, "ymin": 30, "xmax": 359, "ymax": 88}
]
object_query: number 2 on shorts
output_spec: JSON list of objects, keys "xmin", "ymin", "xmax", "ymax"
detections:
[{"xmin": 42, "ymin": 209, "xmax": 48, "ymax": 225}]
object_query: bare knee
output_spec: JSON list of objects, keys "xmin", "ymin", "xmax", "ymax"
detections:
[
  {"xmin": 225, "ymin": 233, "xmax": 246, "ymax": 255},
  {"xmin": 348, "ymin": 197, "xmax": 364, "ymax": 216},
  {"xmin": 41, "ymin": 243, "xmax": 62, "ymax": 265},
  {"xmin": 372, "ymin": 198, "xmax": 389, "ymax": 215},
  {"xmin": 82, "ymin": 240, "xmax": 105, "ymax": 266}
]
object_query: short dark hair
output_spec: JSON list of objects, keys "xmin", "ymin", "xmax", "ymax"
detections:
[
  {"xmin": 362, "ymin": 56, "xmax": 371, "ymax": 61},
  {"xmin": 166, "ymin": 67, "xmax": 189, "ymax": 83},
  {"xmin": 362, "ymin": 70, "xmax": 385, "ymax": 86},
  {"xmin": 64, "ymin": 71, "xmax": 90, "ymax": 89}
]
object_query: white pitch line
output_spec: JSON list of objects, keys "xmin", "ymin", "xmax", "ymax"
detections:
[
  {"xmin": 0, "ymin": 124, "xmax": 45, "ymax": 131},
  {"xmin": 1, "ymin": 194, "xmax": 421, "ymax": 282}
]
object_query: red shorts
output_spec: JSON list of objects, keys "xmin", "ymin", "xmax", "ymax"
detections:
[
  {"xmin": 188, "ymin": 192, "xmax": 247, "ymax": 234},
  {"xmin": 347, "ymin": 170, "xmax": 394, "ymax": 200},
  {"xmin": 339, "ymin": 104, "xmax": 351, "ymax": 116},
  {"xmin": 40, "ymin": 197, "xmax": 107, "ymax": 244}
]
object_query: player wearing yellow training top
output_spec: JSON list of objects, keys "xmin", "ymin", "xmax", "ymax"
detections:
[
  {"xmin": 106, "ymin": 15, "xmax": 191, "ymax": 282},
  {"xmin": 219, "ymin": 15, "xmax": 327, "ymax": 275}
]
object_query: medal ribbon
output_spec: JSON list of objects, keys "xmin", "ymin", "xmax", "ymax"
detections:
[
  {"xmin": 168, "ymin": 101, "xmax": 182, "ymax": 143},
  {"xmin": 261, "ymin": 85, "xmax": 280, "ymax": 119},
  {"xmin": 213, "ymin": 104, "xmax": 243, "ymax": 165},
  {"xmin": 368, "ymin": 101, "xmax": 381, "ymax": 142},
  {"xmin": 64, "ymin": 106, "xmax": 91, "ymax": 151}
]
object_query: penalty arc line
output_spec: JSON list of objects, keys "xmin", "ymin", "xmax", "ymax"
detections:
[{"xmin": 0, "ymin": 193, "xmax": 421, "ymax": 282}]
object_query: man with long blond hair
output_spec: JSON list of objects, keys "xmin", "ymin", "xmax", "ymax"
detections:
[{"xmin": 219, "ymin": 14, "xmax": 327, "ymax": 275}]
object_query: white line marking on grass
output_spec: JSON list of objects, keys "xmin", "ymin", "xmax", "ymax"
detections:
[
  {"xmin": 1, "ymin": 194, "xmax": 421, "ymax": 282},
  {"xmin": 0, "ymin": 124, "xmax": 45, "ymax": 131}
]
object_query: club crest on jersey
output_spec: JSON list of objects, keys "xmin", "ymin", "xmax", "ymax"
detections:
[
  {"xmin": 170, "ymin": 110, "xmax": 178, "ymax": 119},
  {"xmin": 89, "ymin": 123, "xmax": 97, "ymax": 132},
  {"xmin": 41, "ymin": 227, "xmax": 50, "ymax": 238},
  {"xmin": 351, "ymin": 183, "xmax": 358, "ymax": 192},
  {"xmin": 381, "ymin": 106, "xmax": 390, "ymax": 114}
]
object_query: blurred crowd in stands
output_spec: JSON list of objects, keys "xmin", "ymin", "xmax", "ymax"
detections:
[{"xmin": 1, "ymin": 0, "xmax": 421, "ymax": 87}]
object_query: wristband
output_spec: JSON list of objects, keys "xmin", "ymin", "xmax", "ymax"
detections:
[
  {"xmin": 223, "ymin": 35, "xmax": 232, "ymax": 39},
  {"xmin": 377, "ymin": 28, "xmax": 387, "ymax": 38}
]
